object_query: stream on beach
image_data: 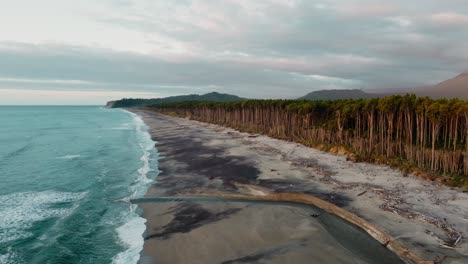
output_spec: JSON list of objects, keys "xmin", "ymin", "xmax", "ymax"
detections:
[{"xmin": 134, "ymin": 197, "xmax": 405, "ymax": 264}]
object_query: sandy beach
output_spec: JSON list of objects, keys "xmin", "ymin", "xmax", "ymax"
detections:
[{"xmin": 131, "ymin": 109, "xmax": 468, "ymax": 264}]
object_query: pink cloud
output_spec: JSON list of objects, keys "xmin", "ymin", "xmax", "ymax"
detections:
[
  {"xmin": 224, "ymin": 53, "xmax": 384, "ymax": 74},
  {"xmin": 337, "ymin": 4, "xmax": 397, "ymax": 17},
  {"xmin": 0, "ymin": 89, "xmax": 161, "ymax": 105},
  {"xmin": 431, "ymin": 12, "xmax": 468, "ymax": 27},
  {"xmin": 229, "ymin": 56, "xmax": 314, "ymax": 72}
]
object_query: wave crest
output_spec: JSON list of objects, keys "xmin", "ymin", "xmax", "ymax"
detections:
[{"xmin": 0, "ymin": 191, "xmax": 87, "ymax": 243}]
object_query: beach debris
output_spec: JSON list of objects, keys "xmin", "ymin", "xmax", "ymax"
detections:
[
  {"xmin": 441, "ymin": 234, "xmax": 463, "ymax": 249},
  {"xmin": 454, "ymin": 234, "xmax": 463, "ymax": 246},
  {"xmin": 433, "ymin": 255, "xmax": 448, "ymax": 264},
  {"xmin": 439, "ymin": 244, "xmax": 456, "ymax": 249},
  {"xmin": 310, "ymin": 212, "xmax": 320, "ymax": 218},
  {"xmin": 357, "ymin": 190, "xmax": 367, "ymax": 196},
  {"xmin": 383, "ymin": 239, "xmax": 390, "ymax": 247}
]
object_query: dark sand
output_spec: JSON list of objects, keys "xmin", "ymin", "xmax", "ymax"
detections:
[{"xmin": 131, "ymin": 109, "xmax": 467, "ymax": 264}]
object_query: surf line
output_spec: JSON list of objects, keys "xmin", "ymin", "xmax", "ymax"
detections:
[{"xmin": 130, "ymin": 193, "xmax": 430, "ymax": 264}]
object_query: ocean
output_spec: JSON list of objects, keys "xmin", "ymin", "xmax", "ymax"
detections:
[{"xmin": 0, "ymin": 106, "xmax": 158, "ymax": 264}]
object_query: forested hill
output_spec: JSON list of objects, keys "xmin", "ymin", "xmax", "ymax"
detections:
[
  {"xmin": 298, "ymin": 89, "xmax": 378, "ymax": 100},
  {"xmin": 107, "ymin": 92, "xmax": 246, "ymax": 108}
]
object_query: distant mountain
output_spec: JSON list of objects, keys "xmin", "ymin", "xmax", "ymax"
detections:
[
  {"xmin": 298, "ymin": 89, "xmax": 378, "ymax": 100},
  {"xmin": 299, "ymin": 73, "xmax": 468, "ymax": 101},
  {"xmin": 416, "ymin": 73, "xmax": 468, "ymax": 100},
  {"xmin": 107, "ymin": 92, "xmax": 246, "ymax": 108}
]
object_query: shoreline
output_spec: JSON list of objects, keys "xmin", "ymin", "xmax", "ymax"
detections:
[
  {"xmin": 131, "ymin": 109, "xmax": 468, "ymax": 264},
  {"xmin": 113, "ymin": 109, "xmax": 159, "ymax": 264}
]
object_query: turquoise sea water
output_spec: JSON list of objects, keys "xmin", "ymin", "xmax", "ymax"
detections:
[{"xmin": 0, "ymin": 106, "xmax": 158, "ymax": 264}]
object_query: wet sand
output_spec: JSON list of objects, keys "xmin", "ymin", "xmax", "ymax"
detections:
[{"xmin": 131, "ymin": 109, "xmax": 468, "ymax": 264}]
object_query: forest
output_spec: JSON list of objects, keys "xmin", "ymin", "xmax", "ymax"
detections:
[
  {"xmin": 147, "ymin": 95, "xmax": 468, "ymax": 187},
  {"xmin": 107, "ymin": 92, "xmax": 245, "ymax": 108}
]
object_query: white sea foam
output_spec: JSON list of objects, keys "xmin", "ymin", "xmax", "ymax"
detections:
[
  {"xmin": 112, "ymin": 214, "xmax": 147, "ymax": 264},
  {"xmin": 0, "ymin": 191, "xmax": 86, "ymax": 244},
  {"xmin": 110, "ymin": 123, "xmax": 131, "ymax": 130},
  {"xmin": 112, "ymin": 111, "xmax": 159, "ymax": 264},
  {"xmin": 131, "ymin": 113, "xmax": 157, "ymax": 191},
  {"xmin": 136, "ymin": 145, "xmax": 153, "ymax": 186},
  {"xmin": 0, "ymin": 247, "xmax": 22, "ymax": 264},
  {"xmin": 56, "ymin": 154, "xmax": 81, "ymax": 160}
]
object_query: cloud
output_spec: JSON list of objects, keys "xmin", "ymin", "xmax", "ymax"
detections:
[
  {"xmin": 0, "ymin": 78, "xmax": 97, "ymax": 85},
  {"xmin": 0, "ymin": 88, "xmax": 161, "ymax": 105},
  {"xmin": 431, "ymin": 12, "xmax": 468, "ymax": 27},
  {"xmin": 1, "ymin": 0, "xmax": 468, "ymax": 103},
  {"xmin": 386, "ymin": 16, "xmax": 413, "ymax": 27},
  {"xmin": 336, "ymin": 3, "xmax": 398, "ymax": 17},
  {"xmin": 0, "ymin": 42, "xmax": 371, "ymax": 97}
]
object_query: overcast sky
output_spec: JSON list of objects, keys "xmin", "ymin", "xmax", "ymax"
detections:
[{"xmin": 1, "ymin": 0, "xmax": 467, "ymax": 104}]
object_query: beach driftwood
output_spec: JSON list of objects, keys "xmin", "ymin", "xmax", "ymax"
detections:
[{"xmin": 357, "ymin": 190, "xmax": 368, "ymax": 196}]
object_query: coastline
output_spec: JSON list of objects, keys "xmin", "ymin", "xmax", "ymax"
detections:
[
  {"xmin": 131, "ymin": 109, "xmax": 468, "ymax": 264},
  {"xmin": 113, "ymin": 110, "xmax": 159, "ymax": 264}
]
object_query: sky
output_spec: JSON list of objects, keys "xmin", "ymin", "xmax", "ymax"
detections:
[{"xmin": 0, "ymin": 0, "xmax": 467, "ymax": 105}]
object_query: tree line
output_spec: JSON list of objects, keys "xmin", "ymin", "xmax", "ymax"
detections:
[
  {"xmin": 147, "ymin": 95, "xmax": 468, "ymax": 185},
  {"xmin": 108, "ymin": 92, "xmax": 246, "ymax": 108}
]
